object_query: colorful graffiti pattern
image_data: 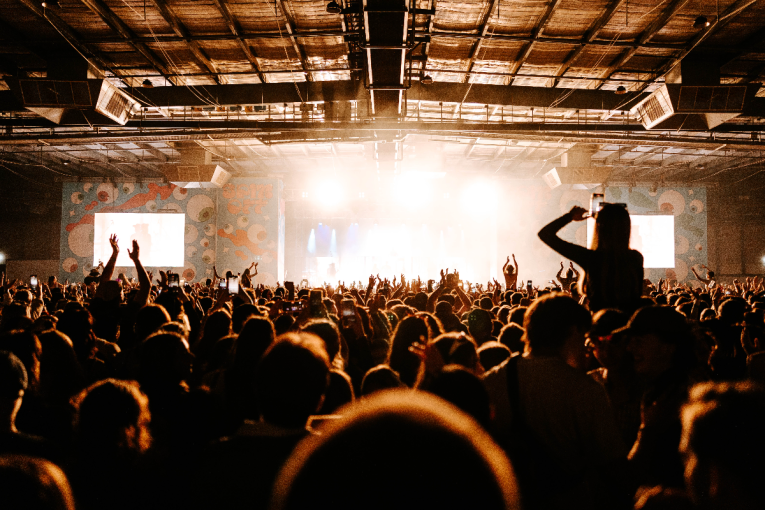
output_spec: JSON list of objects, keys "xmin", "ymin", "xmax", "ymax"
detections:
[{"xmin": 60, "ymin": 179, "xmax": 282, "ymax": 284}]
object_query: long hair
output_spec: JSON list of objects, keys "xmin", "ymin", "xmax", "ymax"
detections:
[{"xmin": 591, "ymin": 203, "xmax": 631, "ymax": 251}]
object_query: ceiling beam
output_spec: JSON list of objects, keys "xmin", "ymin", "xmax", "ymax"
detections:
[
  {"xmin": 462, "ymin": 0, "xmax": 500, "ymax": 84},
  {"xmin": 135, "ymin": 143, "xmax": 170, "ymax": 163},
  {"xmin": 209, "ymin": 0, "xmax": 267, "ymax": 83},
  {"xmin": 78, "ymin": 0, "xmax": 175, "ymax": 84},
  {"xmin": 603, "ymin": 145, "xmax": 633, "ymax": 165},
  {"xmin": 274, "ymin": 0, "xmax": 312, "ymax": 82},
  {"xmin": 18, "ymin": 0, "xmax": 119, "ymax": 80},
  {"xmin": 550, "ymin": 0, "xmax": 627, "ymax": 86},
  {"xmin": 606, "ymin": 0, "xmax": 761, "ymax": 94},
  {"xmin": 507, "ymin": 0, "xmax": 564, "ymax": 86},
  {"xmin": 146, "ymin": 0, "xmax": 221, "ymax": 85},
  {"xmin": 593, "ymin": 0, "xmax": 691, "ymax": 89},
  {"xmin": 76, "ymin": 28, "xmax": 698, "ymax": 52},
  {"xmin": 2, "ymin": 124, "xmax": 764, "ymax": 150}
]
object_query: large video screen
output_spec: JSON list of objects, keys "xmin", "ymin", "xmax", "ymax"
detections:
[
  {"xmin": 94, "ymin": 213, "xmax": 185, "ymax": 267},
  {"xmin": 587, "ymin": 215, "xmax": 675, "ymax": 268}
]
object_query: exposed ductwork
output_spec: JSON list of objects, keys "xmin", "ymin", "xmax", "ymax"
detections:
[
  {"xmin": 630, "ymin": 56, "xmax": 759, "ymax": 130},
  {"xmin": 363, "ymin": 0, "xmax": 408, "ymax": 118},
  {"xmin": 4, "ymin": 78, "xmax": 140, "ymax": 125}
]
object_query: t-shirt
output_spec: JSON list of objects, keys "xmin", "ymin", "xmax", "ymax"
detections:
[{"xmin": 483, "ymin": 355, "xmax": 627, "ymax": 475}]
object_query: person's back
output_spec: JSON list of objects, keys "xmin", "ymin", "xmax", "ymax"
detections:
[
  {"xmin": 192, "ymin": 332, "xmax": 330, "ymax": 510},
  {"xmin": 483, "ymin": 293, "xmax": 627, "ymax": 509},
  {"xmin": 538, "ymin": 204, "xmax": 643, "ymax": 314},
  {"xmin": 681, "ymin": 381, "xmax": 765, "ymax": 510}
]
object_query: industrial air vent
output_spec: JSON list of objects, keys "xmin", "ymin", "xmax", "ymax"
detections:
[
  {"xmin": 95, "ymin": 81, "xmax": 141, "ymax": 125},
  {"xmin": 631, "ymin": 84, "xmax": 748, "ymax": 130}
]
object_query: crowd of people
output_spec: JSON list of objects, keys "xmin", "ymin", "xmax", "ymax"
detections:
[{"xmin": 1, "ymin": 205, "xmax": 764, "ymax": 510}]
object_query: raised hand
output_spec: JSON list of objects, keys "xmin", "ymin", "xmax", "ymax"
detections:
[
  {"xmin": 569, "ymin": 206, "xmax": 588, "ymax": 222},
  {"xmin": 560, "ymin": 261, "xmax": 564, "ymax": 269},
  {"xmin": 369, "ymin": 274, "xmax": 376, "ymax": 287},
  {"xmin": 109, "ymin": 234, "xmax": 119, "ymax": 252},
  {"xmin": 127, "ymin": 240, "xmax": 140, "ymax": 261}
]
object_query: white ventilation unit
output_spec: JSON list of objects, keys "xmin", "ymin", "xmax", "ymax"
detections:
[
  {"xmin": 543, "ymin": 166, "xmax": 611, "ymax": 189},
  {"xmin": 95, "ymin": 80, "xmax": 140, "ymax": 125},
  {"xmin": 543, "ymin": 168, "xmax": 562, "ymax": 189},
  {"xmin": 630, "ymin": 84, "xmax": 747, "ymax": 130},
  {"xmin": 165, "ymin": 165, "xmax": 231, "ymax": 189}
]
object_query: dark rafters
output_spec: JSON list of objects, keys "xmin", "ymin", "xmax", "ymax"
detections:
[
  {"xmin": 506, "ymin": 0, "xmax": 563, "ymax": 86},
  {"xmin": 624, "ymin": 0, "xmax": 761, "ymax": 96},
  {"xmin": 462, "ymin": 0, "xmax": 500, "ymax": 84},
  {"xmin": 18, "ymin": 0, "xmax": 129, "ymax": 83},
  {"xmin": 550, "ymin": 0, "xmax": 627, "ymax": 87},
  {"xmin": 274, "ymin": 0, "xmax": 313, "ymax": 82},
  {"xmin": 78, "ymin": 0, "xmax": 176, "ymax": 84},
  {"xmin": 593, "ymin": 0, "xmax": 692, "ymax": 89},
  {"xmin": 209, "ymin": 0, "xmax": 267, "ymax": 83},
  {"xmin": 147, "ymin": 0, "xmax": 222, "ymax": 85}
]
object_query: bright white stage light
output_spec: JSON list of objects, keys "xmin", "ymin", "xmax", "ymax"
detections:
[
  {"xmin": 393, "ymin": 173, "xmax": 432, "ymax": 208},
  {"xmin": 461, "ymin": 181, "xmax": 498, "ymax": 216},
  {"xmin": 315, "ymin": 181, "xmax": 344, "ymax": 207}
]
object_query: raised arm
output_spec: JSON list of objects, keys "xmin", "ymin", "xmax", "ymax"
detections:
[
  {"xmin": 127, "ymin": 240, "xmax": 151, "ymax": 306},
  {"xmin": 690, "ymin": 265, "xmax": 710, "ymax": 285},
  {"xmin": 571, "ymin": 262, "xmax": 580, "ymax": 279},
  {"xmin": 100, "ymin": 234, "xmax": 119, "ymax": 284},
  {"xmin": 538, "ymin": 207, "xmax": 591, "ymax": 268},
  {"xmin": 556, "ymin": 262, "xmax": 564, "ymax": 283}
]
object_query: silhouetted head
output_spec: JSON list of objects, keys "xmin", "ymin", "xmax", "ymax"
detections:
[
  {"xmin": 255, "ymin": 332, "xmax": 330, "ymax": 428},
  {"xmin": 592, "ymin": 203, "xmax": 631, "ymax": 251},
  {"xmin": 272, "ymin": 390, "xmax": 520, "ymax": 510},
  {"xmin": 73, "ymin": 379, "xmax": 151, "ymax": 462}
]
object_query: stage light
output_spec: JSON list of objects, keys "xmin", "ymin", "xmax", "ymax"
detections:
[
  {"xmin": 326, "ymin": 1, "xmax": 341, "ymax": 14},
  {"xmin": 421, "ymin": 75, "xmax": 433, "ymax": 85},
  {"xmin": 315, "ymin": 181, "xmax": 343, "ymax": 207},
  {"xmin": 307, "ymin": 229, "xmax": 316, "ymax": 254},
  {"xmin": 461, "ymin": 181, "xmax": 498, "ymax": 216},
  {"xmin": 41, "ymin": 0, "xmax": 60, "ymax": 8},
  {"xmin": 615, "ymin": 85, "xmax": 627, "ymax": 95},
  {"xmin": 0, "ymin": 252, "xmax": 5, "ymax": 263},
  {"xmin": 393, "ymin": 172, "xmax": 432, "ymax": 208},
  {"xmin": 761, "ymin": 255, "xmax": 765, "ymax": 266},
  {"xmin": 693, "ymin": 16, "xmax": 710, "ymax": 29},
  {"xmin": 142, "ymin": 79, "xmax": 154, "ymax": 88}
]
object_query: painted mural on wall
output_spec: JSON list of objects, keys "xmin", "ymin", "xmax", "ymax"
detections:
[
  {"xmin": 215, "ymin": 178, "xmax": 282, "ymax": 286},
  {"xmin": 60, "ymin": 179, "xmax": 283, "ymax": 285},
  {"xmin": 606, "ymin": 186, "xmax": 707, "ymax": 283}
]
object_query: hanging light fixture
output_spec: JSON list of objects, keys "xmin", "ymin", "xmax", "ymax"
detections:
[
  {"xmin": 421, "ymin": 75, "xmax": 433, "ymax": 85},
  {"xmin": 615, "ymin": 85, "xmax": 627, "ymax": 95},
  {"xmin": 326, "ymin": 1, "xmax": 342, "ymax": 14},
  {"xmin": 41, "ymin": 0, "xmax": 60, "ymax": 7},
  {"xmin": 142, "ymin": 79, "xmax": 154, "ymax": 88},
  {"xmin": 693, "ymin": 16, "xmax": 710, "ymax": 29}
]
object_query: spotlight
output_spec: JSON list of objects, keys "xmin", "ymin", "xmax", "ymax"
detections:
[
  {"xmin": 41, "ymin": 0, "xmax": 60, "ymax": 7},
  {"xmin": 141, "ymin": 79, "xmax": 154, "ymax": 88},
  {"xmin": 326, "ymin": 1, "xmax": 342, "ymax": 14},
  {"xmin": 0, "ymin": 252, "xmax": 5, "ymax": 264},
  {"xmin": 315, "ymin": 181, "xmax": 343, "ymax": 207},
  {"xmin": 421, "ymin": 75, "xmax": 433, "ymax": 85},
  {"xmin": 615, "ymin": 85, "xmax": 627, "ymax": 95},
  {"xmin": 693, "ymin": 16, "xmax": 710, "ymax": 29}
]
